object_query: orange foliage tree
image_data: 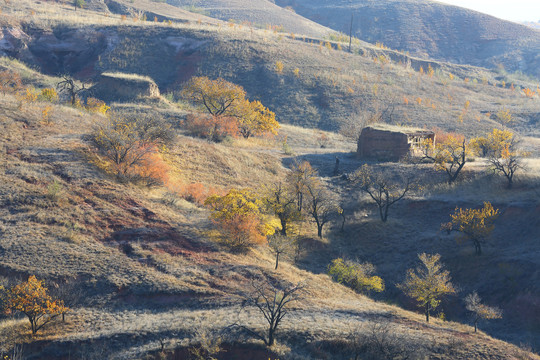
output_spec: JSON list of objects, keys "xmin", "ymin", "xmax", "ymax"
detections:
[
  {"xmin": 90, "ymin": 114, "xmax": 173, "ymax": 184},
  {"xmin": 183, "ymin": 113, "xmax": 239, "ymax": 142},
  {"xmin": 4, "ymin": 276, "xmax": 68, "ymax": 334}
]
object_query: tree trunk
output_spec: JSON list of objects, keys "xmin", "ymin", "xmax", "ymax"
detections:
[
  {"xmin": 380, "ymin": 205, "xmax": 389, "ymax": 222},
  {"xmin": 474, "ymin": 320, "xmax": 477, "ymax": 333},
  {"xmin": 348, "ymin": 14, "xmax": 353, "ymax": 53},
  {"xmin": 474, "ymin": 240, "xmax": 482, "ymax": 256},
  {"xmin": 30, "ymin": 317, "xmax": 37, "ymax": 334},
  {"xmin": 279, "ymin": 218, "xmax": 287, "ymax": 236},
  {"xmin": 275, "ymin": 253, "xmax": 279, "ymax": 270},
  {"xmin": 316, "ymin": 218, "xmax": 323, "ymax": 238},
  {"xmin": 425, "ymin": 304, "xmax": 430, "ymax": 322},
  {"xmin": 268, "ymin": 327, "xmax": 275, "ymax": 346}
]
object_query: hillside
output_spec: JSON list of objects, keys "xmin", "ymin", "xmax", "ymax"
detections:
[
  {"xmin": 106, "ymin": 0, "xmax": 335, "ymax": 38},
  {"xmin": 0, "ymin": 58, "xmax": 538, "ymax": 359},
  {"xmin": 1, "ymin": 1, "xmax": 540, "ymax": 359},
  {"xmin": 274, "ymin": 0, "xmax": 540, "ymax": 79},
  {"xmin": 3, "ymin": 0, "xmax": 540, "ymax": 136}
]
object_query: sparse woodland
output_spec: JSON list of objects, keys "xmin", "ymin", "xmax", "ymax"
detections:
[{"xmin": 0, "ymin": 0, "xmax": 539, "ymax": 359}]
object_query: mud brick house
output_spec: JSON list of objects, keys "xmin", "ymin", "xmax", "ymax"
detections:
[
  {"xmin": 91, "ymin": 73, "xmax": 160, "ymax": 102},
  {"xmin": 357, "ymin": 125, "xmax": 435, "ymax": 161}
]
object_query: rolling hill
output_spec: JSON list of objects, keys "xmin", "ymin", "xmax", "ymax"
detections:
[
  {"xmin": 105, "ymin": 0, "xmax": 336, "ymax": 38},
  {"xmin": 1, "ymin": 0, "xmax": 540, "ymax": 358},
  {"xmin": 3, "ymin": 0, "xmax": 540, "ymax": 135},
  {"xmin": 274, "ymin": 0, "xmax": 540, "ymax": 79}
]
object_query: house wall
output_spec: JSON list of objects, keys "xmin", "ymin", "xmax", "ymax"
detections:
[
  {"xmin": 92, "ymin": 75, "xmax": 160, "ymax": 101},
  {"xmin": 357, "ymin": 128, "xmax": 411, "ymax": 161}
]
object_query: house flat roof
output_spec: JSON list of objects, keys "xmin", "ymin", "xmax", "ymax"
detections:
[{"xmin": 364, "ymin": 124, "xmax": 435, "ymax": 136}]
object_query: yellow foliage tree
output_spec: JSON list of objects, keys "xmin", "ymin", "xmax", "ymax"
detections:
[
  {"xmin": 464, "ymin": 291, "xmax": 502, "ymax": 332},
  {"xmin": 39, "ymin": 88, "xmax": 58, "ymax": 102},
  {"xmin": 328, "ymin": 258, "xmax": 384, "ymax": 294},
  {"xmin": 496, "ymin": 108, "xmax": 513, "ymax": 124},
  {"xmin": 263, "ymin": 183, "xmax": 302, "ymax": 236},
  {"xmin": 182, "ymin": 77, "xmax": 278, "ymax": 138},
  {"xmin": 85, "ymin": 97, "xmax": 110, "ymax": 114},
  {"xmin": 205, "ymin": 189, "xmax": 276, "ymax": 251},
  {"xmin": 421, "ymin": 134, "xmax": 470, "ymax": 184},
  {"xmin": 445, "ymin": 202, "xmax": 499, "ymax": 255},
  {"xmin": 4, "ymin": 276, "xmax": 68, "ymax": 334},
  {"xmin": 398, "ymin": 253, "xmax": 456, "ymax": 322},
  {"xmin": 41, "ymin": 105, "xmax": 54, "ymax": 125},
  {"xmin": 274, "ymin": 61, "xmax": 284, "ymax": 74},
  {"xmin": 471, "ymin": 129, "xmax": 528, "ymax": 188},
  {"xmin": 235, "ymin": 99, "xmax": 279, "ymax": 139},
  {"xmin": 182, "ymin": 77, "xmax": 246, "ymax": 116}
]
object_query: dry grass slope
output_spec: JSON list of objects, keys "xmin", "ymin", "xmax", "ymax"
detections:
[{"xmin": 0, "ymin": 2, "xmax": 539, "ymax": 359}]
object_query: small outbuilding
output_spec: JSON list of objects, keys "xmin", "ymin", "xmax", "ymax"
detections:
[
  {"xmin": 357, "ymin": 124, "xmax": 435, "ymax": 161},
  {"xmin": 91, "ymin": 72, "xmax": 160, "ymax": 102}
]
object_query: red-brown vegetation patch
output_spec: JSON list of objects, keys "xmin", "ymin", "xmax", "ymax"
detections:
[
  {"xmin": 172, "ymin": 50, "xmax": 203, "ymax": 85},
  {"xmin": 110, "ymin": 227, "xmax": 213, "ymax": 257}
]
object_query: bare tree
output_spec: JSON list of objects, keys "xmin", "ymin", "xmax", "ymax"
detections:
[
  {"xmin": 348, "ymin": 321, "xmax": 420, "ymax": 360},
  {"xmin": 464, "ymin": 291, "xmax": 502, "ymax": 332},
  {"xmin": 242, "ymin": 279, "xmax": 304, "ymax": 346},
  {"xmin": 267, "ymin": 234, "xmax": 296, "ymax": 270},
  {"xmin": 56, "ymin": 76, "xmax": 89, "ymax": 106},
  {"xmin": 304, "ymin": 178, "xmax": 340, "ymax": 238},
  {"xmin": 351, "ymin": 164, "xmax": 414, "ymax": 222},
  {"xmin": 50, "ymin": 277, "xmax": 84, "ymax": 322},
  {"xmin": 286, "ymin": 161, "xmax": 319, "ymax": 213}
]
